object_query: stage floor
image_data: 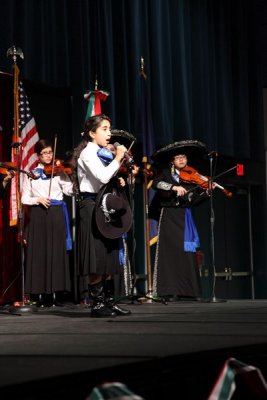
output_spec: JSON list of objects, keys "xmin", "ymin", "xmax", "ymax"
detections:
[{"xmin": 0, "ymin": 299, "xmax": 267, "ymax": 399}]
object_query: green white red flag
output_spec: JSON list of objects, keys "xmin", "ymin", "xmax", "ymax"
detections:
[{"xmin": 84, "ymin": 89, "xmax": 109, "ymax": 119}]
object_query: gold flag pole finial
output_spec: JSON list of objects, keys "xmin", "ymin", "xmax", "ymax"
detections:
[
  {"xmin": 140, "ymin": 56, "xmax": 147, "ymax": 80},
  {"xmin": 7, "ymin": 45, "xmax": 24, "ymax": 64},
  {"xmin": 95, "ymin": 76, "xmax": 98, "ymax": 90},
  {"xmin": 6, "ymin": 46, "xmax": 24, "ymax": 145}
]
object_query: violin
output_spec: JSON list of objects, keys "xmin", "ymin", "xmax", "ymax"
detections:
[
  {"xmin": 43, "ymin": 159, "xmax": 73, "ymax": 176},
  {"xmin": 117, "ymin": 146, "xmax": 154, "ymax": 178},
  {"xmin": 0, "ymin": 161, "xmax": 38, "ymax": 180},
  {"xmin": 119, "ymin": 163, "xmax": 154, "ymax": 178},
  {"xmin": 179, "ymin": 165, "xmax": 232, "ymax": 198}
]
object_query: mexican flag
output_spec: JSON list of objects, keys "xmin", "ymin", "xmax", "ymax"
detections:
[{"xmin": 84, "ymin": 89, "xmax": 109, "ymax": 118}]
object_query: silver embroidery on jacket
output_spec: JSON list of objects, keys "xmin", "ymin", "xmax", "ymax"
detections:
[{"xmin": 157, "ymin": 181, "xmax": 172, "ymax": 191}]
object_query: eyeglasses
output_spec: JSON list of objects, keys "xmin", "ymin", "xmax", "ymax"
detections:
[{"xmin": 40, "ymin": 151, "xmax": 53, "ymax": 156}]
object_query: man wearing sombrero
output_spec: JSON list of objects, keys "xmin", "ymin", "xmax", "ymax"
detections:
[{"xmin": 151, "ymin": 140, "xmax": 209, "ymax": 301}]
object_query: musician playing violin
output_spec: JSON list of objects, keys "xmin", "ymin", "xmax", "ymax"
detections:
[
  {"xmin": 0, "ymin": 170, "xmax": 15, "ymax": 199},
  {"xmin": 21, "ymin": 139, "xmax": 73, "ymax": 307},
  {"xmin": 151, "ymin": 141, "xmax": 210, "ymax": 302}
]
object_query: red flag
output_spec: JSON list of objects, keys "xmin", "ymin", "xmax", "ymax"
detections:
[{"xmin": 10, "ymin": 81, "xmax": 39, "ymax": 225}]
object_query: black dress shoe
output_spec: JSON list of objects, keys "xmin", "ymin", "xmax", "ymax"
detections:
[
  {"xmin": 195, "ymin": 297, "xmax": 204, "ymax": 302},
  {"xmin": 91, "ymin": 303, "xmax": 116, "ymax": 318},
  {"xmin": 109, "ymin": 303, "xmax": 131, "ymax": 316},
  {"xmin": 51, "ymin": 301, "xmax": 64, "ymax": 307}
]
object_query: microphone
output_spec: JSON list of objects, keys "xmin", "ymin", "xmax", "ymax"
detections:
[
  {"xmin": 113, "ymin": 142, "xmax": 134, "ymax": 164},
  {"xmin": 207, "ymin": 151, "xmax": 218, "ymax": 157}
]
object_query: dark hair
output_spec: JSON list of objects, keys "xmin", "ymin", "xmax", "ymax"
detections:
[
  {"xmin": 70, "ymin": 114, "xmax": 111, "ymax": 198},
  {"xmin": 82, "ymin": 114, "xmax": 111, "ymax": 141},
  {"xmin": 34, "ymin": 139, "xmax": 52, "ymax": 155}
]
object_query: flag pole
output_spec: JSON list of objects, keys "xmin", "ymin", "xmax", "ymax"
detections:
[
  {"xmin": 7, "ymin": 45, "xmax": 37, "ymax": 314},
  {"xmin": 9, "ymin": 47, "xmax": 21, "ymax": 223},
  {"xmin": 142, "ymin": 156, "xmax": 153, "ymax": 300},
  {"xmin": 139, "ymin": 57, "xmax": 154, "ymax": 303}
]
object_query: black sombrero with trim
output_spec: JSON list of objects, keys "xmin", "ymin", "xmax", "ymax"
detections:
[
  {"xmin": 95, "ymin": 183, "xmax": 132, "ymax": 239},
  {"xmin": 151, "ymin": 140, "xmax": 207, "ymax": 163},
  {"xmin": 110, "ymin": 129, "xmax": 136, "ymax": 147}
]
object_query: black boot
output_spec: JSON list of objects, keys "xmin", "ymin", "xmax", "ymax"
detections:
[
  {"xmin": 52, "ymin": 292, "xmax": 64, "ymax": 307},
  {"xmin": 37, "ymin": 294, "xmax": 44, "ymax": 308},
  {"xmin": 89, "ymin": 282, "xmax": 116, "ymax": 318},
  {"xmin": 104, "ymin": 279, "xmax": 131, "ymax": 316}
]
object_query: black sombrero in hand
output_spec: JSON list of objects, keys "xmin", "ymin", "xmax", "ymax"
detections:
[
  {"xmin": 95, "ymin": 183, "xmax": 132, "ymax": 239},
  {"xmin": 151, "ymin": 140, "xmax": 207, "ymax": 163}
]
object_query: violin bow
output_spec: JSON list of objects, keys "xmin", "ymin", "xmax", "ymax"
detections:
[
  {"xmin": 127, "ymin": 140, "xmax": 135, "ymax": 154},
  {"xmin": 180, "ymin": 171, "xmax": 233, "ymax": 198},
  {"xmin": 48, "ymin": 134, "xmax": 58, "ymax": 198},
  {"xmin": 118, "ymin": 140, "xmax": 135, "ymax": 167},
  {"xmin": 113, "ymin": 139, "xmax": 136, "ymax": 178}
]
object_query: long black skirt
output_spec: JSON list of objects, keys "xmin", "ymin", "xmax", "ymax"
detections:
[
  {"xmin": 153, "ymin": 207, "xmax": 202, "ymax": 298},
  {"xmin": 77, "ymin": 198, "xmax": 121, "ymax": 277},
  {"xmin": 25, "ymin": 205, "xmax": 71, "ymax": 294}
]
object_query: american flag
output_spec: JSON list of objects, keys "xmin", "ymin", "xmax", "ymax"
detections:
[
  {"xmin": 9, "ymin": 80, "xmax": 39, "ymax": 225},
  {"xmin": 19, "ymin": 81, "xmax": 39, "ymax": 172}
]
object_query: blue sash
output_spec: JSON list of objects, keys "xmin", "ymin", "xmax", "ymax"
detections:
[
  {"xmin": 31, "ymin": 167, "xmax": 49, "ymax": 180},
  {"xmin": 119, "ymin": 234, "xmax": 127, "ymax": 266},
  {"xmin": 50, "ymin": 199, "xmax": 72, "ymax": 251},
  {"xmin": 184, "ymin": 208, "xmax": 200, "ymax": 252},
  {"xmin": 97, "ymin": 147, "xmax": 114, "ymax": 165}
]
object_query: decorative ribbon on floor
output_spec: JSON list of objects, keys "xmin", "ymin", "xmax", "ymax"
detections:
[
  {"xmin": 87, "ymin": 381, "xmax": 144, "ymax": 400},
  {"xmin": 208, "ymin": 357, "xmax": 267, "ymax": 400}
]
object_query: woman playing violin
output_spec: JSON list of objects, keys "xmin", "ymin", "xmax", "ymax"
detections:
[
  {"xmin": 151, "ymin": 140, "xmax": 210, "ymax": 302},
  {"xmin": 21, "ymin": 139, "xmax": 73, "ymax": 307}
]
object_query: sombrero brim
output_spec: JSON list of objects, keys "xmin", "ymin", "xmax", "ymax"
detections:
[
  {"xmin": 95, "ymin": 183, "xmax": 132, "ymax": 239},
  {"xmin": 110, "ymin": 129, "xmax": 136, "ymax": 147},
  {"xmin": 151, "ymin": 140, "xmax": 207, "ymax": 162}
]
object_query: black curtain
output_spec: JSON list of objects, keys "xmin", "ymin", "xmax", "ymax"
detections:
[
  {"xmin": 0, "ymin": 0, "xmax": 263, "ymax": 159},
  {"xmin": 1, "ymin": 0, "xmax": 266, "ymax": 299}
]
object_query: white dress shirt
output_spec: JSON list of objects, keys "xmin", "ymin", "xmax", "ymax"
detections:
[
  {"xmin": 21, "ymin": 163, "xmax": 73, "ymax": 205},
  {"xmin": 77, "ymin": 142, "xmax": 120, "ymax": 193}
]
